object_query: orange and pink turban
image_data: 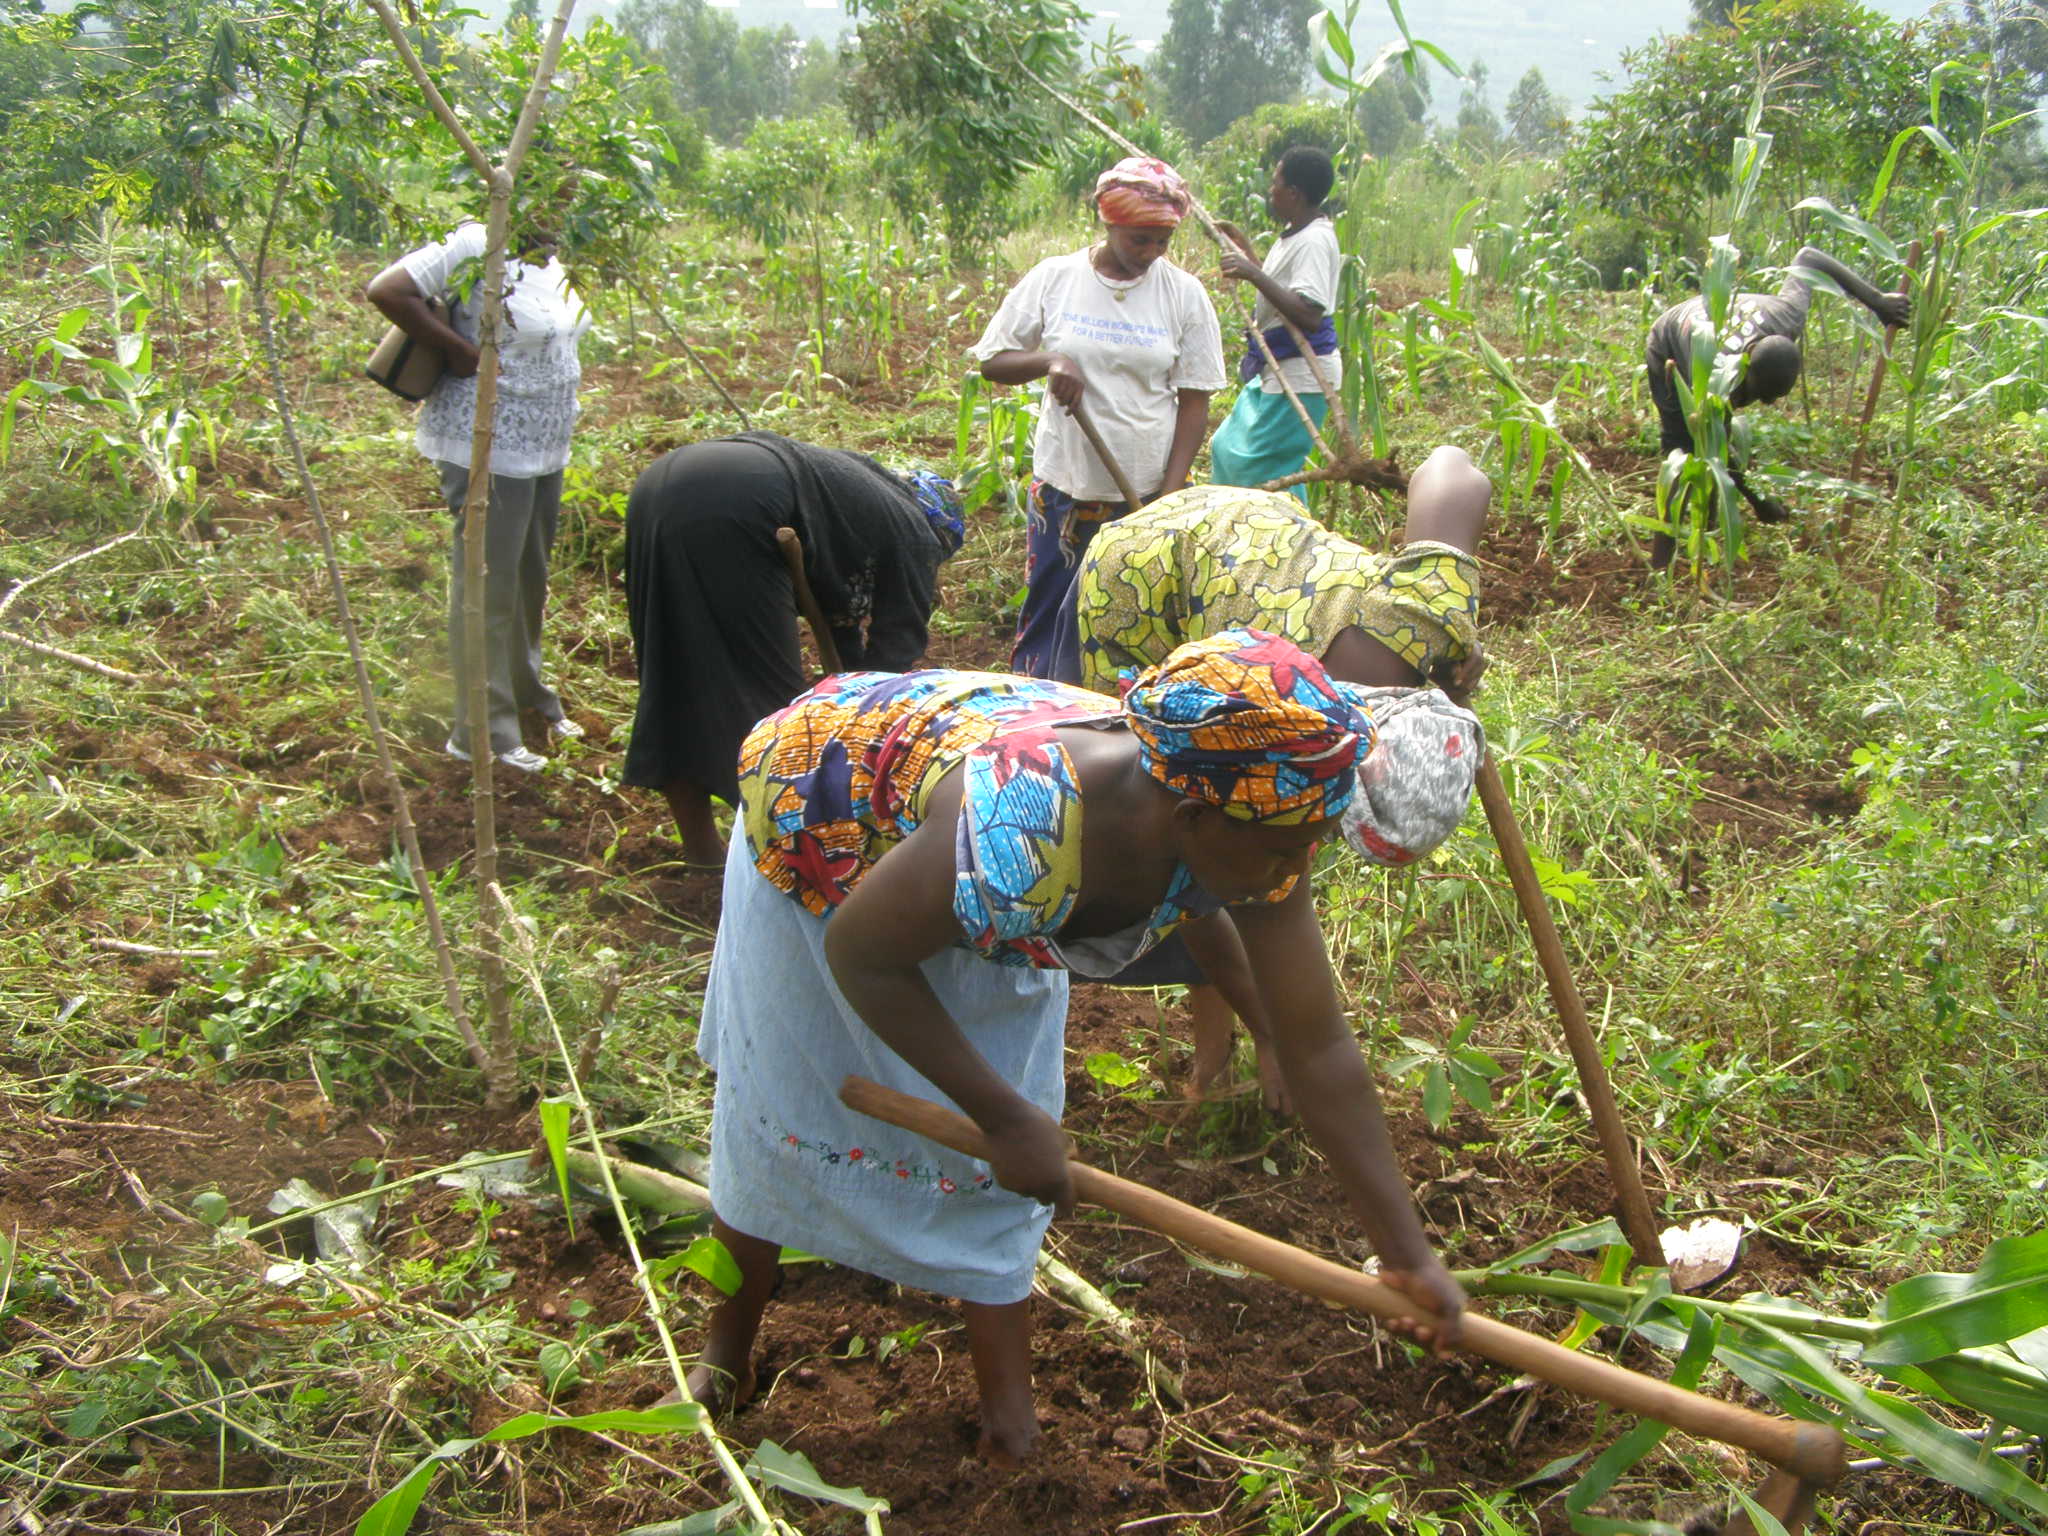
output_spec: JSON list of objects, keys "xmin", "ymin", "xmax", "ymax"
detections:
[{"xmin": 1093, "ymin": 156, "xmax": 1191, "ymax": 228}]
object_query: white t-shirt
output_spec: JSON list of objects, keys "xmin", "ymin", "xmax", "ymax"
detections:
[
  {"xmin": 1251, "ymin": 217, "xmax": 1343, "ymax": 397},
  {"xmin": 970, "ymin": 248, "xmax": 1226, "ymax": 501},
  {"xmin": 400, "ymin": 222, "xmax": 592, "ymax": 478}
]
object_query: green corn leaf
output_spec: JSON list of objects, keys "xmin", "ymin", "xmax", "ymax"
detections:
[
  {"xmin": 746, "ymin": 1438, "xmax": 889, "ymax": 1513},
  {"xmin": 354, "ymin": 1403, "xmax": 705, "ymax": 1536},
  {"xmin": 2009, "ymin": 1324, "xmax": 2048, "ymax": 1374},
  {"xmin": 619, "ymin": 1503, "xmax": 742, "ymax": 1535},
  {"xmin": 1322, "ymin": 11, "xmax": 1355, "ymax": 68},
  {"xmin": 1731, "ymin": 1321, "xmax": 2048, "ymax": 1525},
  {"xmin": 1566, "ymin": 1308, "xmax": 1717, "ymax": 1534},
  {"xmin": 1909, "ymin": 1354, "xmax": 2048, "ymax": 1438},
  {"xmin": 1726, "ymin": 1488, "xmax": 1792, "ymax": 1536},
  {"xmin": 1866, "ymin": 1232, "xmax": 2048, "ymax": 1366},
  {"xmin": 1486, "ymin": 1219, "xmax": 1626, "ymax": 1275},
  {"xmin": 539, "ymin": 1096, "xmax": 575, "ymax": 1240},
  {"xmin": 681, "ymin": 1234, "xmax": 744, "ymax": 1297}
]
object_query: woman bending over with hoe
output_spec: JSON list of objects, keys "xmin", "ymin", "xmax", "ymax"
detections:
[
  {"xmin": 620, "ymin": 431, "xmax": 964, "ymax": 869},
  {"xmin": 688, "ymin": 629, "xmax": 1464, "ymax": 1462},
  {"xmin": 1057, "ymin": 447, "xmax": 1491, "ymax": 1110}
]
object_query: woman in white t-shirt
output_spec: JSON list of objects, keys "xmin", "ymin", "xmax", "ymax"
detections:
[
  {"xmin": 366, "ymin": 216, "xmax": 592, "ymax": 773},
  {"xmin": 971, "ymin": 157, "xmax": 1226, "ymax": 679}
]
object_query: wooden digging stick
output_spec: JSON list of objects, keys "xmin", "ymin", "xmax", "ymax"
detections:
[
  {"xmin": 1470, "ymin": 750, "xmax": 1665, "ymax": 1269},
  {"xmin": 1069, "ymin": 397, "xmax": 1145, "ymax": 511},
  {"xmin": 1846, "ymin": 238, "xmax": 1924, "ymax": 487},
  {"xmin": 774, "ymin": 526, "xmax": 843, "ymax": 675},
  {"xmin": 838, "ymin": 1075, "xmax": 1848, "ymax": 1492}
]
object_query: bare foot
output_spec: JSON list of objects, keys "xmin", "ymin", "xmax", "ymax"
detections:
[
  {"xmin": 680, "ymin": 1354, "xmax": 756, "ymax": 1415},
  {"xmin": 1190, "ymin": 1032, "xmax": 1231, "ymax": 1101},
  {"xmin": 975, "ymin": 1412, "xmax": 1040, "ymax": 1467}
]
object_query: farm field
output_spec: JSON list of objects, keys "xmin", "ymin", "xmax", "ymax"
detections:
[{"xmin": 2, "ymin": 0, "xmax": 2046, "ymax": 1532}]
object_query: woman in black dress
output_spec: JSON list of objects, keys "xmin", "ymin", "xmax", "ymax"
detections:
[{"xmin": 621, "ymin": 431, "xmax": 965, "ymax": 867}]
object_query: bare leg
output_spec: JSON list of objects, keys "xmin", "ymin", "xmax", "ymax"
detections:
[
  {"xmin": 660, "ymin": 779, "xmax": 727, "ymax": 869},
  {"xmin": 685, "ymin": 1217, "xmax": 780, "ymax": 1412},
  {"xmin": 1188, "ymin": 983, "xmax": 1235, "ymax": 1099},
  {"xmin": 962, "ymin": 1297, "xmax": 1038, "ymax": 1465},
  {"xmin": 1326, "ymin": 444, "xmax": 1493, "ymax": 691},
  {"xmin": 1402, "ymin": 444, "xmax": 1491, "ymax": 554}
]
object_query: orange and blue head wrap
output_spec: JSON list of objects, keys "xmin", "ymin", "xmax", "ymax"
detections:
[{"xmin": 1121, "ymin": 629, "xmax": 1370, "ymax": 825}]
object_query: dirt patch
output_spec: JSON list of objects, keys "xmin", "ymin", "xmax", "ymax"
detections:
[{"xmin": 3, "ymin": 986, "xmax": 1730, "ymax": 1535}]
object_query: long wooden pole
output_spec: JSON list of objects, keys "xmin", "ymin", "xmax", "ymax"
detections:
[
  {"xmin": 839, "ymin": 1075, "xmax": 1846, "ymax": 1486},
  {"xmin": 1069, "ymin": 398, "xmax": 1143, "ymax": 510},
  {"xmin": 368, "ymin": 0, "xmax": 579, "ymax": 1105},
  {"xmin": 1470, "ymin": 755, "xmax": 1665, "ymax": 1268}
]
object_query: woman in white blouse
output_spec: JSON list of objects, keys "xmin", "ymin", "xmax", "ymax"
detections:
[
  {"xmin": 367, "ymin": 218, "xmax": 592, "ymax": 772},
  {"xmin": 971, "ymin": 157, "xmax": 1225, "ymax": 680}
]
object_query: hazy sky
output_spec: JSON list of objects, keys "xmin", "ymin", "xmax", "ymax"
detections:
[{"xmin": 563, "ymin": 0, "xmax": 1946, "ymax": 114}]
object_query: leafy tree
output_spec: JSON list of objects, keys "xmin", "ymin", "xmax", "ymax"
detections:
[
  {"xmin": 789, "ymin": 35, "xmax": 844, "ymax": 118},
  {"xmin": 615, "ymin": 0, "xmax": 804, "ymax": 143},
  {"xmin": 1454, "ymin": 56, "xmax": 1501, "ymax": 158},
  {"xmin": 1690, "ymin": 0, "xmax": 1741, "ymax": 28},
  {"xmin": 1564, "ymin": 0, "xmax": 1966, "ymax": 248},
  {"xmin": 1504, "ymin": 66, "xmax": 1568, "ymax": 156},
  {"xmin": 1354, "ymin": 62, "xmax": 1430, "ymax": 160},
  {"xmin": 841, "ymin": 0, "xmax": 1089, "ymax": 252},
  {"xmin": 1196, "ymin": 96, "xmax": 1342, "ymax": 226},
  {"xmin": 1155, "ymin": 0, "xmax": 1318, "ymax": 146}
]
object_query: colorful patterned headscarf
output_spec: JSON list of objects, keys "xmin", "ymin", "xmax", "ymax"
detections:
[
  {"xmin": 1094, "ymin": 156, "xmax": 1192, "ymax": 228},
  {"xmin": 1336, "ymin": 686, "xmax": 1484, "ymax": 866},
  {"xmin": 902, "ymin": 467, "xmax": 966, "ymax": 555},
  {"xmin": 1122, "ymin": 629, "xmax": 1368, "ymax": 824}
]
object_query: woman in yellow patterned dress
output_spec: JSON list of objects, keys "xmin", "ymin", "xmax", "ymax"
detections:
[
  {"xmin": 1060, "ymin": 445, "xmax": 1491, "ymax": 1109},
  {"xmin": 1066, "ymin": 444, "xmax": 1487, "ymax": 694}
]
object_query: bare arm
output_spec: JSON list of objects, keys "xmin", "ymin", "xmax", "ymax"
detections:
[
  {"xmin": 1217, "ymin": 248, "xmax": 1324, "ymax": 332},
  {"xmin": 1792, "ymin": 245, "xmax": 1911, "ymax": 329},
  {"xmin": 821, "ymin": 773, "xmax": 1074, "ymax": 1214},
  {"xmin": 1159, "ymin": 389, "xmax": 1212, "ymax": 497},
  {"xmin": 979, "ymin": 347, "xmax": 1085, "ymax": 409},
  {"xmin": 365, "ymin": 262, "xmax": 480, "ymax": 378},
  {"xmin": 1176, "ymin": 912, "xmax": 1271, "ymax": 1038},
  {"xmin": 1232, "ymin": 878, "xmax": 1464, "ymax": 1346}
]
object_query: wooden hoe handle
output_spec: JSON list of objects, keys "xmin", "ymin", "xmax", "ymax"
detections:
[
  {"xmin": 774, "ymin": 525, "xmax": 843, "ymax": 676},
  {"xmin": 838, "ymin": 1074, "xmax": 1847, "ymax": 1487},
  {"xmin": 1067, "ymin": 398, "xmax": 1145, "ymax": 512},
  {"xmin": 1470, "ymin": 753, "xmax": 1664, "ymax": 1269}
]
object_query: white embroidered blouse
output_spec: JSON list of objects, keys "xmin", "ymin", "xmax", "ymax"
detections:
[{"xmin": 399, "ymin": 222, "xmax": 592, "ymax": 478}]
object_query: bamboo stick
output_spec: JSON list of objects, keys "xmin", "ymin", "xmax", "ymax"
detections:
[{"xmin": 838, "ymin": 1075, "xmax": 1846, "ymax": 1486}]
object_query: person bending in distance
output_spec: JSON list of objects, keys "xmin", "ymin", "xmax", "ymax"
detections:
[
  {"xmin": 620, "ymin": 432, "xmax": 963, "ymax": 870},
  {"xmin": 1644, "ymin": 245, "xmax": 1911, "ymax": 571}
]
